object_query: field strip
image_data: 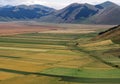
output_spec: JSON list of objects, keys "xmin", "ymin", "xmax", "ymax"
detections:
[
  {"xmin": 0, "ymin": 37, "xmax": 69, "ymax": 41},
  {"xmin": 0, "ymin": 47, "xmax": 48, "ymax": 52},
  {"xmin": 0, "ymin": 58, "xmax": 45, "ymax": 65},
  {"xmin": 82, "ymin": 40, "xmax": 113, "ymax": 47},
  {"xmin": 0, "ymin": 42, "xmax": 67, "ymax": 48},
  {"xmin": 15, "ymin": 35, "xmax": 72, "ymax": 40}
]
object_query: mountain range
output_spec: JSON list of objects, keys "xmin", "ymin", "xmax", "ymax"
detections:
[
  {"xmin": 0, "ymin": 5, "xmax": 55, "ymax": 21},
  {"xmin": 0, "ymin": 1, "xmax": 120, "ymax": 24}
]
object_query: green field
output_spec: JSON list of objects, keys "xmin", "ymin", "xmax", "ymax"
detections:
[{"xmin": 0, "ymin": 28, "xmax": 120, "ymax": 84}]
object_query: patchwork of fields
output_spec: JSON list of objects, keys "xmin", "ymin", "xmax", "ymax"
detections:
[{"xmin": 0, "ymin": 23, "xmax": 120, "ymax": 84}]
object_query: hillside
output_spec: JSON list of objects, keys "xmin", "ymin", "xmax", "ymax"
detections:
[
  {"xmin": 94, "ymin": 25, "xmax": 120, "ymax": 43},
  {"xmin": 92, "ymin": 25, "xmax": 120, "ymax": 60}
]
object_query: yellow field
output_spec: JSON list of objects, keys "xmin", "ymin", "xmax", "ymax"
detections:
[
  {"xmin": 82, "ymin": 40, "xmax": 113, "ymax": 47},
  {"xmin": 0, "ymin": 72, "xmax": 23, "ymax": 80}
]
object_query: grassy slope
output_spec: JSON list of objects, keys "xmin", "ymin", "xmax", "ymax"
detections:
[{"xmin": 94, "ymin": 25, "xmax": 120, "ymax": 41}]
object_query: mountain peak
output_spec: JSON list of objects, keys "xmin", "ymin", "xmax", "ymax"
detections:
[
  {"xmin": 66, "ymin": 3, "xmax": 81, "ymax": 8},
  {"xmin": 69, "ymin": 3, "xmax": 91, "ymax": 7},
  {"xmin": 69, "ymin": 3, "xmax": 80, "ymax": 6},
  {"xmin": 104, "ymin": 1, "xmax": 114, "ymax": 4},
  {"xmin": 99, "ymin": 1, "xmax": 118, "ymax": 8}
]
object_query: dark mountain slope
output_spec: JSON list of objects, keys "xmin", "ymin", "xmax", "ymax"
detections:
[
  {"xmin": 40, "ymin": 3, "xmax": 99, "ymax": 23},
  {"xmin": 0, "ymin": 5, "xmax": 55, "ymax": 20}
]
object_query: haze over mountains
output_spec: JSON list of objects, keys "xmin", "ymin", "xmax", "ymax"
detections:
[{"xmin": 0, "ymin": 1, "xmax": 120, "ymax": 24}]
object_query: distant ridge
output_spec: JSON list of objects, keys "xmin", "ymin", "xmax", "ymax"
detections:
[
  {"xmin": 39, "ymin": 3, "xmax": 99, "ymax": 23},
  {"xmin": 39, "ymin": 1, "xmax": 120, "ymax": 24},
  {"xmin": 0, "ymin": 1, "xmax": 120, "ymax": 24},
  {"xmin": 0, "ymin": 4, "xmax": 55, "ymax": 21}
]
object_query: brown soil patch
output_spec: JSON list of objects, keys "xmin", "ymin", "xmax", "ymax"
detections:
[{"xmin": 0, "ymin": 22, "xmax": 59, "ymax": 36}]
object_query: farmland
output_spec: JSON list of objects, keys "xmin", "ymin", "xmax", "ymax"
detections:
[{"xmin": 0, "ymin": 22, "xmax": 119, "ymax": 84}]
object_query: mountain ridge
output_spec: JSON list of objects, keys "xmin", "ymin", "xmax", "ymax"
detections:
[
  {"xmin": 39, "ymin": 1, "xmax": 120, "ymax": 24},
  {"xmin": 0, "ymin": 4, "xmax": 55, "ymax": 20},
  {"xmin": 0, "ymin": 1, "xmax": 120, "ymax": 24}
]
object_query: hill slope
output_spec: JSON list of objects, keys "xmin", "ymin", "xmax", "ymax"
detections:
[{"xmin": 95, "ymin": 25, "xmax": 120, "ymax": 43}]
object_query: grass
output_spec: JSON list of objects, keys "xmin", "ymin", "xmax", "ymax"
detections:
[{"xmin": 41, "ymin": 67, "xmax": 120, "ymax": 78}]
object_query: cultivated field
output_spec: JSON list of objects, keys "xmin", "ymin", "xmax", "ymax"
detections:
[{"xmin": 0, "ymin": 22, "xmax": 119, "ymax": 84}]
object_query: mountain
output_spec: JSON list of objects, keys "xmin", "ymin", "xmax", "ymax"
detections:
[
  {"xmin": 0, "ymin": 1, "xmax": 120, "ymax": 24},
  {"xmin": 88, "ymin": 1, "xmax": 120, "ymax": 24},
  {"xmin": 40, "ymin": 3, "xmax": 99, "ymax": 23},
  {"xmin": 96, "ymin": 1, "xmax": 118, "ymax": 8},
  {"xmin": 0, "ymin": 5, "xmax": 55, "ymax": 20},
  {"xmin": 40, "ymin": 1, "xmax": 120, "ymax": 24}
]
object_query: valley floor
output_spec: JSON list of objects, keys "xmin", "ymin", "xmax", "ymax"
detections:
[{"xmin": 0, "ymin": 22, "xmax": 119, "ymax": 84}]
